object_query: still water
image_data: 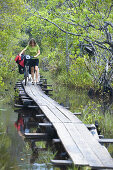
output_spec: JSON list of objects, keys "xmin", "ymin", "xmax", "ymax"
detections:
[{"xmin": 0, "ymin": 84, "xmax": 113, "ymax": 169}]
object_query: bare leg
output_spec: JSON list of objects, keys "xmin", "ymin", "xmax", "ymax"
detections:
[
  {"xmin": 35, "ymin": 66, "xmax": 38, "ymax": 82},
  {"xmin": 31, "ymin": 67, "xmax": 35, "ymax": 82}
]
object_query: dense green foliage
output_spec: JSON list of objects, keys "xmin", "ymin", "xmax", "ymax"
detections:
[
  {"xmin": 0, "ymin": 0, "xmax": 28, "ymax": 93},
  {"xmin": 23, "ymin": 0, "xmax": 113, "ymax": 89},
  {"xmin": 0, "ymin": 0, "xmax": 113, "ymax": 92}
]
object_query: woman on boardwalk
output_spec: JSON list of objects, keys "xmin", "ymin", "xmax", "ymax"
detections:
[{"xmin": 19, "ymin": 38, "xmax": 40, "ymax": 85}]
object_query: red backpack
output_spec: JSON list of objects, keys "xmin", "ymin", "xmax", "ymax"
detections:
[
  {"xmin": 15, "ymin": 55, "xmax": 24, "ymax": 67},
  {"xmin": 15, "ymin": 55, "xmax": 25, "ymax": 74}
]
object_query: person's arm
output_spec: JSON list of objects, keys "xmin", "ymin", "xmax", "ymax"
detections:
[
  {"xmin": 19, "ymin": 46, "xmax": 27, "ymax": 56},
  {"xmin": 34, "ymin": 50, "xmax": 40, "ymax": 58}
]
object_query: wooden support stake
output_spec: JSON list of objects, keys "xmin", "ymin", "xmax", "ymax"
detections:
[
  {"xmin": 14, "ymin": 104, "xmax": 38, "ymax": 109},
  {"xmin": 24, "ymin": 132, "xmax": 48, "ymax": 139},
  {"xmin": 42, "ymin": 84, "xmax": 52, "ymax": 87},
  {"xmin": 14, "ymin": 104, "xmax": 24, "ymax": 108},
  {"xmin": 73, "ymin": 112, "xmax": 81, "ymax": 115},
  {"xmin": 22, "ymin": 99, "xmax": 34, "ymax": 102},
  {"xmin": 39, "ymin": 123, "xmax": 52, "ymax": 127},
  {"xmin": 52, "ymin": 139, "xmax": 61, "ymax": 143},
  {"xmin": 20, "ymin": 96, "xmax": 31, "ymax": 99},
  {"xmin": 42, "ymin": 88, "xmax": 53, "ymax": 92},
  {"xmin": 65, "ymin": 107, "xmax": 70, "ymax": 109},
  {"xmin": 36, "ymin": 114, "xmax": 45, "ymax": 118},
  {"xmin": 51, "ymin": 160, "xmax": 72, "ymax": 165},
  {"xmin": 98, "ymin": 139, "xmax": 113, "ymax": 144},
  {"xmin": 15, "ymin": 85, "xmax": 23, "ymax": 88},
  {"xmin": 28, "ymin": 105, "xmax": 39, "ymax": 109}
]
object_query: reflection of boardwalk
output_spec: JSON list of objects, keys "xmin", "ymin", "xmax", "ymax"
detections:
[{"xmin": 23, "ymin": 82, "xmax": 113, "ymax": 169}]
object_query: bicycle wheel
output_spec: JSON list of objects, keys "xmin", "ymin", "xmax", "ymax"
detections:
[{"xmin": 25, "ymin": 66, "xmax": 28, "ymax": 86}]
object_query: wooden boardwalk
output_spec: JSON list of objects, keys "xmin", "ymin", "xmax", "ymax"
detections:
[{"xmin": 23, "ymin": 82, "xmax": 113, "ymax": 169}]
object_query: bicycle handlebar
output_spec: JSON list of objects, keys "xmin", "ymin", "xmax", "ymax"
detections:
[{"xmin": 21, "ymin": 54, "xmax": 33, "ymax": 60}]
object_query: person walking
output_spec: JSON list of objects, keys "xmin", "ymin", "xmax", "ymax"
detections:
[{"xmin": 19, "ymin": 38, "xmax": 40, "ymax": 85}]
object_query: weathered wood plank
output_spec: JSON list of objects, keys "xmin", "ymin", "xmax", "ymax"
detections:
[
  {"xmin": 53, "ymin": 123, "xmax": 88, "ymax": 166},
  {"xmin": 40, "ymin": 105, "xmax": 61, "ymax": 123},
  {"xmin": 32, "ymin": 85, "xmax": 81, "ymax": 123},
  {"xmin": 30, "ymin": 85, "xmax": 71, "ymax": 123},
  {"xmin": 74, "ymin": 123, "xmax": 113, "ymax": 168},
  {"xmin": 34, "ymin": 85, "xmax": 82, "ymax": 123},
  {"xmin": 24, "ymin": 85, "xmax": 44, "ymax": 106},
  {"xmin": 64, "ymin": 123, "xmax": 103, "ymax": 167}
]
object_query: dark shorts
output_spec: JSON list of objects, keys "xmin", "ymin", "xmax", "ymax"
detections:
[{"xmin": 29, "ymin": 59, "xmax": 39, "ymax": 67}]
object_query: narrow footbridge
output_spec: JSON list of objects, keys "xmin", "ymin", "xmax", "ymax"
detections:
[{"xmin": 22, "ymin": 81, "xmax": 113, "ymax": 169}]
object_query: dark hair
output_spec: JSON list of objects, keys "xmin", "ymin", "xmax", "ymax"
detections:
[{"xmin": 28, "ymin": 38, "xmax": 37, "ymax": 46}]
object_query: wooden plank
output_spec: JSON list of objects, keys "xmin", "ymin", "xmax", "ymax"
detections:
[
  {"xmin": 24, "ymin": 85, "xmax": 44, "ymax": 106},
  {"xmin": 53, "ymin": 122, "xmax": 88, "ymax": 166},
  {"xmin": 64, "ymin": 123, "xmax": 103, "ymax": 167},
  {"xmin": 40, "ymin": 105, "xmax": 61, "ymax": 123},
  {"xmin": 34, "ymin": 85, "xmax": 80, "ymax": 123},
  {"xmin": 48, "ymin": 106, "xmax": 71, "ymax": 123},
  {"xmin": 30, "ymin": 86, "xmax": 71, "ymax": 123},
  {"xmin": 74, "ymin": 123, "xmax": 113, "ymax": 168},
  {"xmin": 56, "ymin": 105, "xmax": 82, "ymax": 123},
  {"xmin": 34, "ymin": 85, "xmax": 82, "ymax": 123}
]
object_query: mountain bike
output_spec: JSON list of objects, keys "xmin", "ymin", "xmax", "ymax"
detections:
[{"xmin": 23, "ymin": 55, "xmax": 33, "ymax": 86}]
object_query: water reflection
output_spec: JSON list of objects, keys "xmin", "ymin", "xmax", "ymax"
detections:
[
  {"xmin": 14, "ymin": 113, "xmax": 24, "ymax": 135},
  {"xmin": 14, "ymin": 109, "xmax": 58, "ymax": 169}
]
